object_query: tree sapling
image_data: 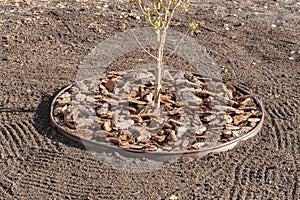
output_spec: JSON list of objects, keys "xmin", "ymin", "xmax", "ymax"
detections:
[{"xmin": 129, "ymin": 0, "xmax": 196, "ymax": 109}]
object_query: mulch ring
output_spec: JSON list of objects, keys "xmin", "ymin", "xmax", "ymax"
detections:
[{"xmin": 51, "ymin": 69, "xmax": 263, "ymax": 153}]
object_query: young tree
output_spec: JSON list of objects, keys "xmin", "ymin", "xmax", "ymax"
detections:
[{"xmin": 129, "ymin": 0, "xmax": 190, "ymax": 109}]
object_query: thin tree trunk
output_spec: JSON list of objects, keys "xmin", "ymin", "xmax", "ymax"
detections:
[{"xmin": 154, "ymin": 28, "xmax": 167, "ymax": 110}]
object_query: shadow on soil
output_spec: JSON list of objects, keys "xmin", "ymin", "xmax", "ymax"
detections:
[{"xmin": 34, "ymin": 89, "xmax": 86, "ymax": 151}]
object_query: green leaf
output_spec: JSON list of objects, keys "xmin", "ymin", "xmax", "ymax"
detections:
[
  {"xmin": 183, "ymin": 5, "xmax": 189, "ymax": 12},
  {"xmin": 153, "ymin": 20, "xmax": 161, "ymax": 29},
  {"xmin": 191, "ymin": 22, "xmax": 198, "ymax": 30}
]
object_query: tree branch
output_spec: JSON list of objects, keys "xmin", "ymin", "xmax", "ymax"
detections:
[
  {"xmin": 130, "ymin": 29, "xmax": 159, "ymax": 61},
  {"xmin": 165, "ymin": 0, "xmax": 182, "ymax": 28},
  {"xmin": 163, "ymin": 26, "xmax": 191, "ymax": 63}
]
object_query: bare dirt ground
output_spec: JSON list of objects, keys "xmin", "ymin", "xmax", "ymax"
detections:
[{"xmin": 0, "ymin": 0, "xmax": 299, "ymax": 199}]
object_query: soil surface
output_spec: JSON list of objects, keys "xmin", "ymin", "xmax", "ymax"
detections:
[{"xmin": 0, "ymin": 0, "xmax": 299, "ymax": 199}]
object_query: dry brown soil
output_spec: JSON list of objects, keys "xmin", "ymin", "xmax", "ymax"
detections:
[{"xmin": 0, "ymin": 0, "xmax": 299, "ymax": 199}]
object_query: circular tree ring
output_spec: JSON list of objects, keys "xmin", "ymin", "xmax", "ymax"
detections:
[{"xmin": 50, "ymin": 73, "xmax": 264, "ymax": 161}]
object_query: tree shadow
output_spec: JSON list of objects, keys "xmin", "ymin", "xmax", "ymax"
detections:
[{"xmin": 33, "ymin": 88, "xmax": 86, "ymax": 151}]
